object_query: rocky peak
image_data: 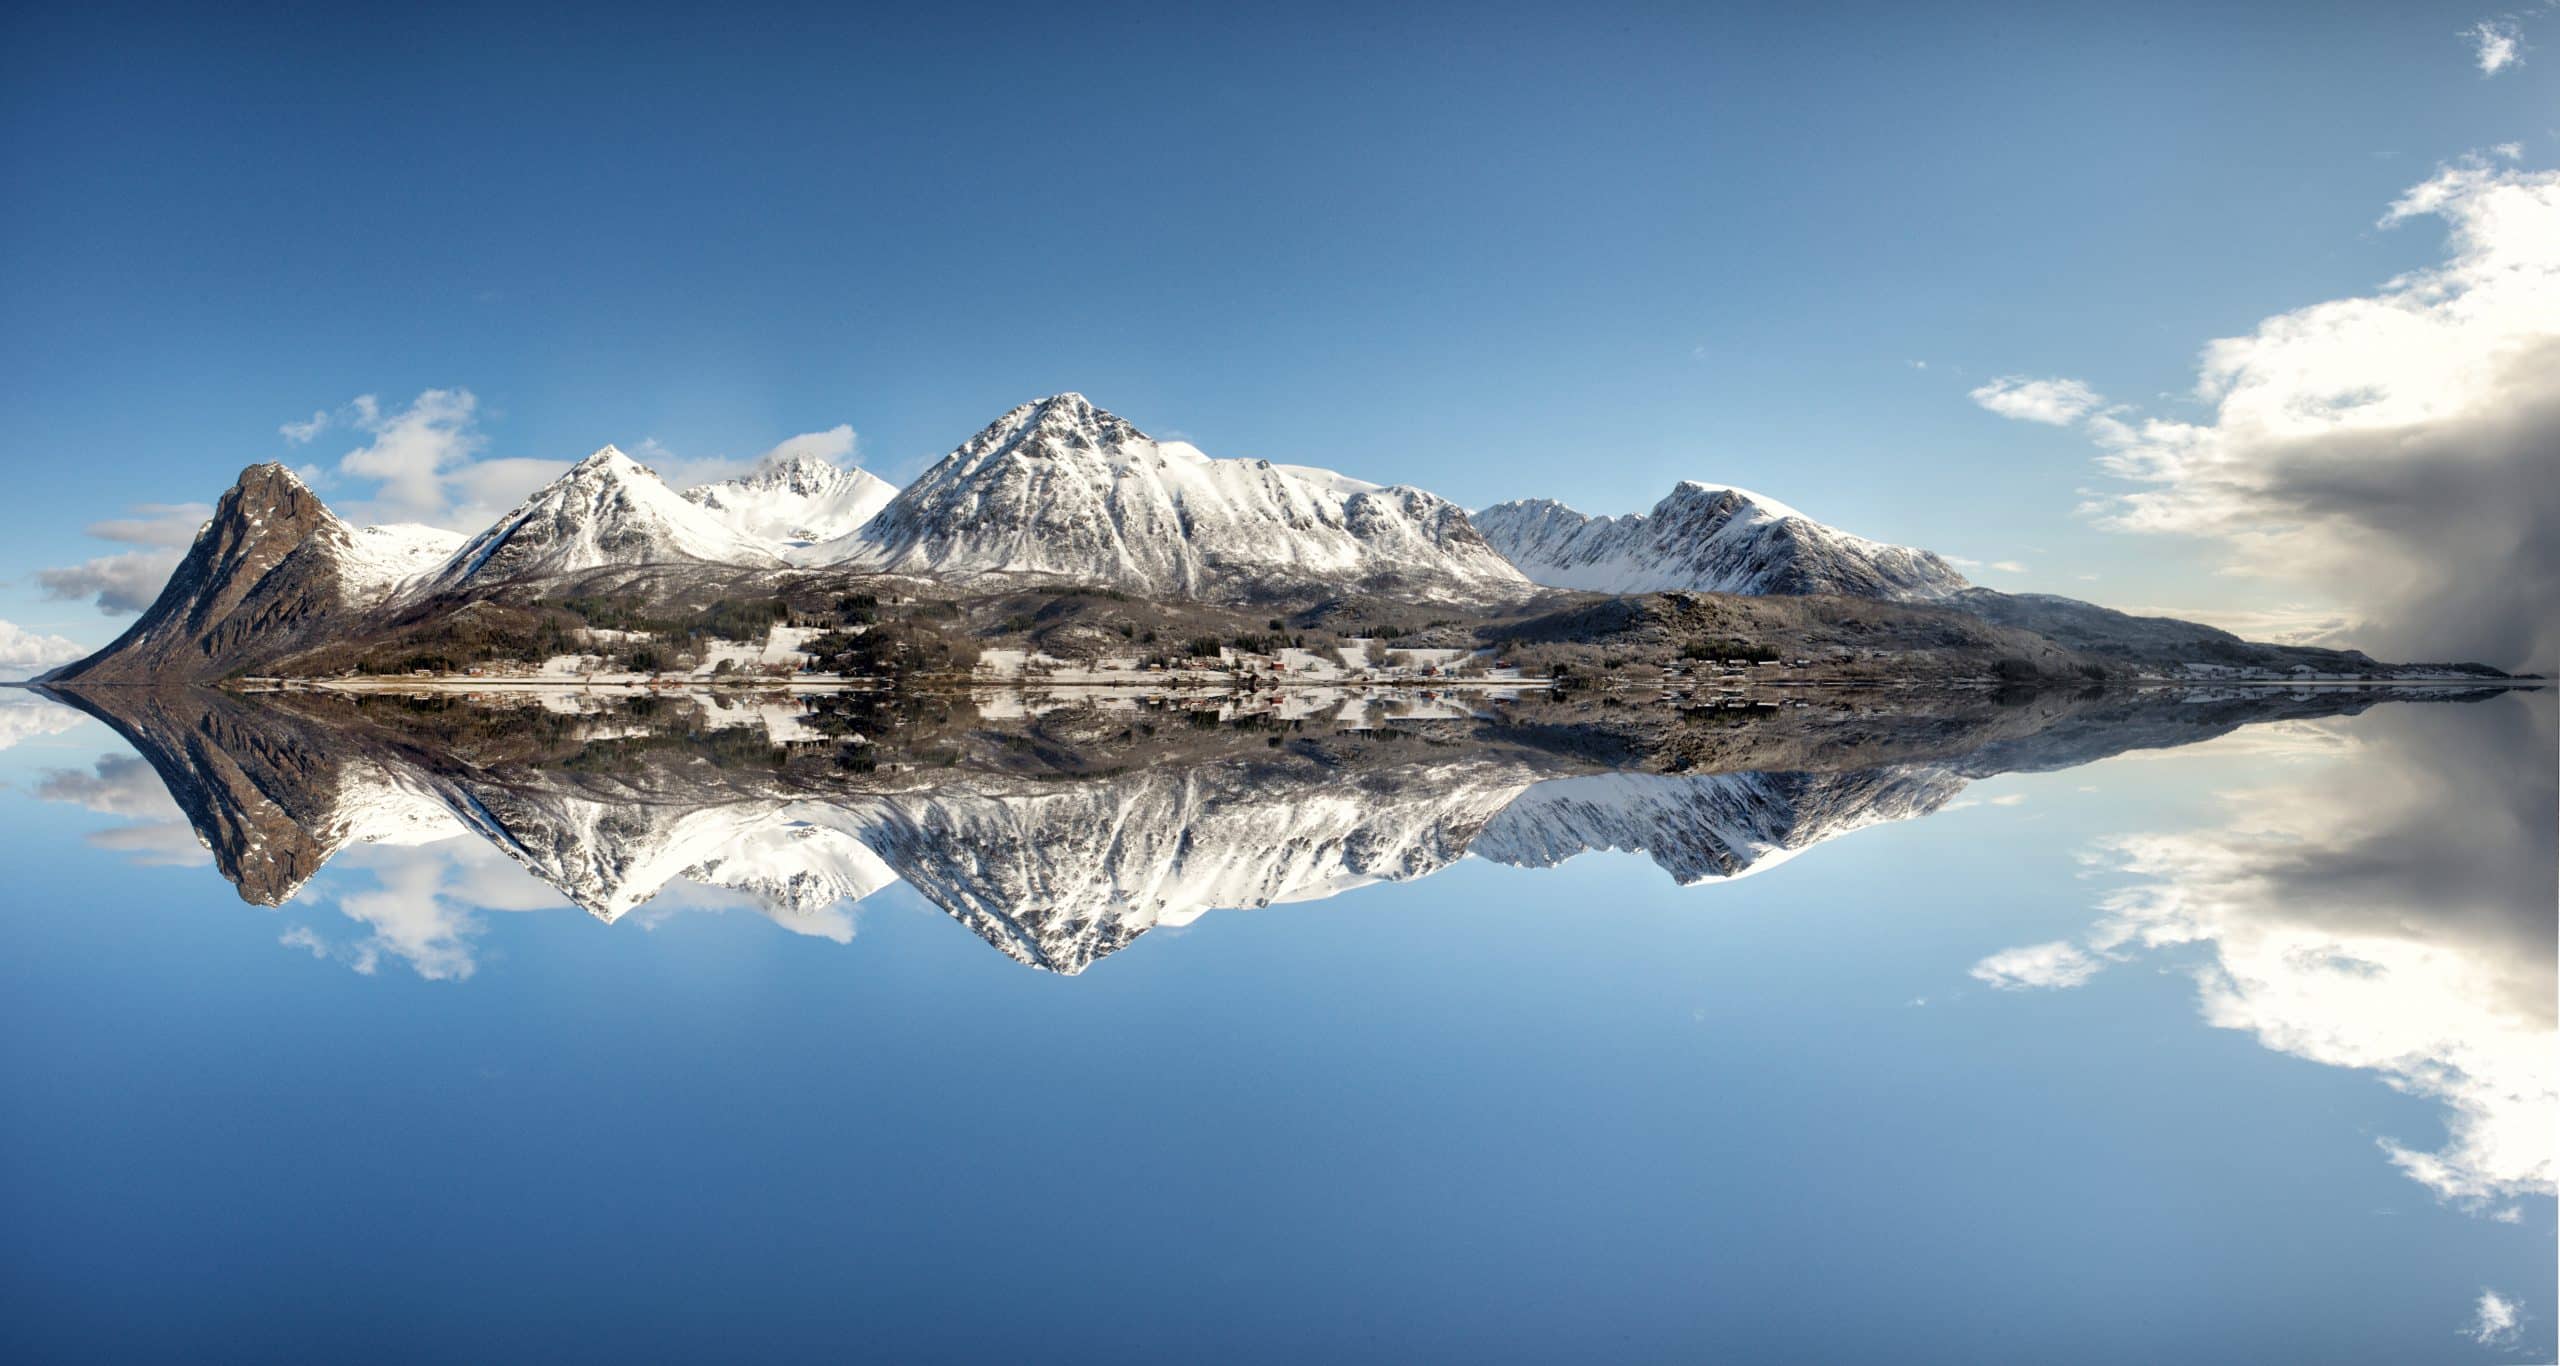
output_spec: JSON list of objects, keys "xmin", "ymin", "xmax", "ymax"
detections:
[
  {"xmin": 957, "ymin": 393, "xmax": 1147, "ymax": 467},
  {"xmin": 45, "ymin": 463, "xmax": 355, "ymax": 683}
]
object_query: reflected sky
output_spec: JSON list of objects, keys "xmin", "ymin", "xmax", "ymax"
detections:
[{"xmin": 0, "ymin": 684, "xmax": 2550, "ymax": 1363}]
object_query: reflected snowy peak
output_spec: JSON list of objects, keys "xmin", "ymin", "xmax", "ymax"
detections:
[{"xmin": 34, "ymin": 681, "xmax": 2528, "ymax": 978}]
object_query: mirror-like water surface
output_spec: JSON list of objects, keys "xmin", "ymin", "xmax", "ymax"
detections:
[{"xmin": 0, "ymin": 683, "xmax": 2550, "ymax": 1364}]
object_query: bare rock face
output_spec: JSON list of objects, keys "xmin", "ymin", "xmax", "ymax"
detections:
[
  {"xmin": 45, "ymin": 464, "xmax": 357, "ymax": 684},
  {"xmin": 41, "ymin": 685, "xmax": 351, "ymax": 904}
]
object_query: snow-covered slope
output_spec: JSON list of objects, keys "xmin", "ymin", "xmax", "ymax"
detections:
[
  {"xmin": 339, "ymin": 522, "xmax": 468, "ymax": 601},
  {"xmin": 425, "ymin": 446, "xmax": 783, "ymax": 592},
  {"xmin": 682, "ymin": 811, "xmax": 901, "ymax": 917},
  {"xmin": 1475, "ymin": 482, "xmax": 1968, "ymax": 601},
  {"xmin": 683, "ymin": 454, "xmax": 897, "ymax": 561},
  {"xmin": 823, "ymin": 394, "xmax": 1532, "ymax": 604}
]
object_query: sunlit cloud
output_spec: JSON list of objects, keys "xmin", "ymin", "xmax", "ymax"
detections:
[
  {"xmin": 2465, "ymin": 1289, "xmax": 2522, "ymax": 1346},
  {"xmin": 1987, "ymin": 702, "xmax": 2556, "ymax": 1208},
  {"xmin": 1969, "ymin": 375, "xmax": 2105, "ymax": 426},
  {"xmin": 2464, "ymin": 19, "xmax": 2523, "ymax": 75},
  {"xmin": 81, "ymin": 501, "xmax": 213, "ymax": 548},
  {"xmin": 0, "ymin": 691, "xmax": 87, "ymax": 747},
  {"xmin": 0, "ymin": 620, "xmax": 89, "ymax": 678},
  {"xmin": 36, "ymin": 548, "xmax": 186, "ymax": 616},
  {"xmin": 2034, "ymin": 155, "xmax": 2560, "ymax": 670},
  {"xmin": 1969, "ymin": 941, "xmax": 2102, "ymax": 990},
  {"xmin": 35, "ymin": 753, "xmax": 211, "ymax": 867}
]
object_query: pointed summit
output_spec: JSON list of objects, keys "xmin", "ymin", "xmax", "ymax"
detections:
[
  {"xmin": 946, "ymin": 393, "xmax": 1150, "ymax": 473},
  {"xmin": 45, "ymin": 464, "xmax": 356, "ymax": 682},
  {"xmin": 683, "ymin": 448, "xmax": 899, "ymax": 555},
  {"xmin": 822, "ymin": 393, "xmax": 1530, "ymax": 604},
  {"xmin": 427, "ymin": 444, "xmax": 783, "ymax": 591}
]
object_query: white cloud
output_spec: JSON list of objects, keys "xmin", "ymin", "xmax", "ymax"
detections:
[
  {"xmin": 2067, "ymin": 157, "xmax": 2560, "ymax": 670},
  {"xmin": 760, "ymin": 423, "xmax": 856, "ymax": 467},
  {"xmin": 2492, "ymin": 140, "xmax": 2525, "ymax": 160},
  {"xmin": 1970, "ymin": 375, "xmax": 2105, "ymax": 425},
  {"xmin": 1969, "ymin": 941, "xmax": 2103, "ymax": 990},
  {"xmin": 279, "ymin": 409, "xmax": 330, "ymax": 443},
  {"xmin": 328, "ymin": 388, "xmax": 490, "ymax": 527},
  {"xmin": 35, "ymin": 548, "xmax": 183, "ymax": 616},
  {"xmin": 2466, "ymin": 1289, "xmax": 2522, "ymax": 1346},
  {"xmin": 0, "ymin": 619, "xmax": 89, "ymax": 678},
  {"xmin": 2465, "ymin": 19, "xmax": 2523, "ymax": 75},
  {"xmin": 2080, "ymin": 703, "xmax": 2555, "ymax": 1207},
  {"xmin": 35, "ymin": 753, "xmax": 211, "ymax": 867},
  {"xmin": 0, "ymin": 691, "xmax": 86, "ymax": 748},
  {"xmin": 293, "ymin": 390, "xmax": 867, "ymax": 532},
  {"xmin": 32, "ymin": 502, "xmax": 212, "ymax": 617},
  {"xmin": 82, "ymin": 501, "xmax": 212, "ymax": 548}
]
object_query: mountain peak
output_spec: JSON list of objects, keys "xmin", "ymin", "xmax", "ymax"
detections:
[
  {"xmin": 1476, "ymin": 482, "xmax": 1967, "ymax": 601},
  {"xmin": 571, "ymin": 444, "xmax": 645, "ymax": 476},
  {"xmin": 427, "ymin": 442, "xmax": 780, "ymax": 590},
  {"xmin": 957, "ymin": 393, "xmax": 1148, "ymax": 468},
  {"xmin": 684, "ymin": 452, "xmax": 898, "ymax": 555},
  {"xmin": 841, "ymin": 394, "xmax": 1529, "ymax": 603},
  {"xmin": 45, "ymin": 462, "xmax": 351, "ymax": 682}
]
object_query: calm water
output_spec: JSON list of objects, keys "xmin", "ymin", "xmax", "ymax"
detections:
[{"xmin": 0, "ymin": 684, "xmax": 2550, "ymax": 1364}]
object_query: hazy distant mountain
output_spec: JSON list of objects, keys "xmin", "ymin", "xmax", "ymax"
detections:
[
  {"xmin": 830, "ymin": 393, "xmax": 1532, "ymax": 604},
  {"xmin": 682, "ymin": 453, "xmax": 898, "ymax": 559},
  {"xmin": 1474, "ymin": 482, "xmax": 1970, "ymax": 601}
]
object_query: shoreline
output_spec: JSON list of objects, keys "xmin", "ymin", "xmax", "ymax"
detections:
[{"xmin": 10, "ymin": 675, "xmax": 2540, "ymax": 695}]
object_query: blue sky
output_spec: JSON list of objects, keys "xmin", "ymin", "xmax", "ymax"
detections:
[{"xmin": 3, "ymin": 1, "xmax": 2554, "ymax": 664}]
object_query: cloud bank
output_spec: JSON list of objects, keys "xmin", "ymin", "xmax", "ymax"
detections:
[{"xmin": 1982, "ymin": 156, "xmax": 2560, "ymax": 669}]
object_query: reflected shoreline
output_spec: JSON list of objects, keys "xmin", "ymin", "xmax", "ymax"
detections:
[{"xmin": 24, "ymin": 678, "xmax": 2535, "ymax": 975}]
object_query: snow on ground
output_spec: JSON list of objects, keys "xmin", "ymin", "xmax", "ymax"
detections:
[{"xmin": 689, "ymin": 623, "xmax": 823, "ymax": 677}]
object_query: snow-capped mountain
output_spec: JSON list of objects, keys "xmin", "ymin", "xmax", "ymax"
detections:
[
  {"xmin": 683, "ymin": 454, "xmax": 897, "ymax": 560},
  {"xmin": 425, "ymin": 445, "xmax": 783, "ymax": 592},
  {"xmin": 1474, "ymin": 482, "xmax": 1968, "ymax": 601},
  {"xmin": 828, "ymin": 393, "xmax": 1533, "ymax": 604}
]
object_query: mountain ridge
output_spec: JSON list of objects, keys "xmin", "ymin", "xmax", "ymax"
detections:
[
  {"xmin": 38, "ymin": 393, "xmax": 2514, "ymax": 685},
  {"xmin": 1474, "ymin": 482, "xmax": 1971, "ymax": 601}
]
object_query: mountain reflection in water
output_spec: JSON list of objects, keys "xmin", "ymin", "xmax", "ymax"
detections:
[{"xmin": 31, "ymin": 681, "xmax": 2540, "ymax": 982}]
